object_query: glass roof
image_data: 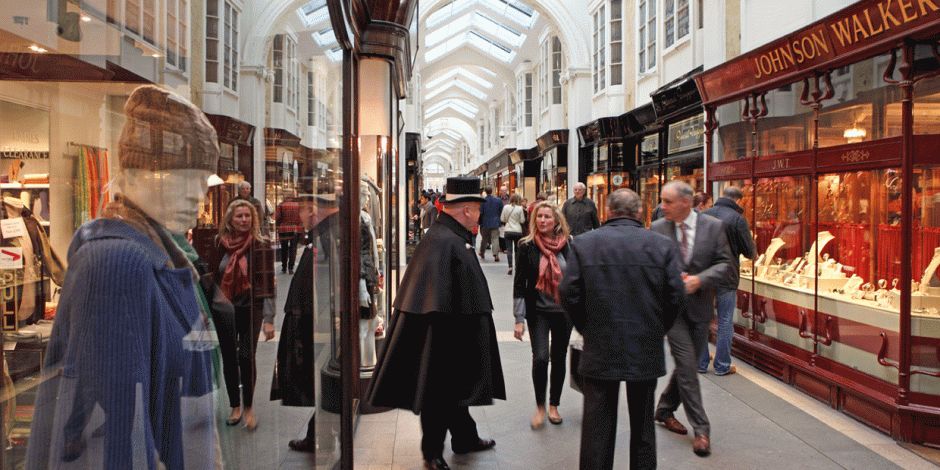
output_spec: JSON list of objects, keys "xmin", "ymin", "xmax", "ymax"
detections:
[
  {"xmin": 425, "ymin": 31, "xmax": 516, "ymax": 63},
  {"xmin": 297, "ymin": 0, "xmax": 329, "ymax": 27},
  {"xmin": 425, "ymin": 67, "xmax": 493, "ymax": 90},
  {"xmin": 425, "ymin": 11, "xmax": 525, "ymax": 49},
  {"xmin": 426, "ymin": 0, "xmax": 538, "ymax": 30},
  {"xmin": 438, "ymin": 129, "xmax": 463, "ymax": 140},
  {"xmin": 425, "ymin": 99, "xmax": 479, "ymax": 119},
  {"xmin": 426, "ymin": 78, "xmax": 488, "ymax": 101},
  {"xmin": 312, "ymin": 27, "xmax": 336, "ymax": 47}
]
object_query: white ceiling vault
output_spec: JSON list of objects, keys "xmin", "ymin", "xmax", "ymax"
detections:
[{"xmin": 246, "ymin": 0, "xmax": 589, "ymax": 173}]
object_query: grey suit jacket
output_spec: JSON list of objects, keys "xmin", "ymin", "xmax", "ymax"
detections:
[{"xmin": 650, "ymin": 213, "xmax": 734, "ymax": 324}]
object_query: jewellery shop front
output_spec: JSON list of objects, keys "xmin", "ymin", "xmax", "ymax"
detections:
[{"xmin": 697, "ymin": 0, "xmax": 940, "ymax": 446}]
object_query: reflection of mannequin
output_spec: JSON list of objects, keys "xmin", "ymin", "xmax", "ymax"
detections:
[
  {"xmin": 920, "ymin": 247, "xmax": 940, "ymax": 294},
  {"xmin": 359, "ymin": 210, "xmax": 380, "ymax": 367},
  {"xmin": 1, "ymin": 197, "xmax": 65, "ymax": 324},
  {"xmin": 27, "ymin": 85, "xmax": 219, "ymax": 469}
]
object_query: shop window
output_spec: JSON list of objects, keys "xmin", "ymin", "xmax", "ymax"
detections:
[
  {"xmin": 638, "ymin": 0, "xmax": 656, "ymax": 73},
  {"xmin": 818, "ymin": 53, "xmax": 898, "ymax": 147},
  {"xmin": 664, "ymin": 0, "xmax": 689, "ymax": 49},
  {"xmin": 609, "ymin": 0, "xmax": 622, "ymax": 86},
  {"xmin": 592, "ymin": 5, "xmax": 605, "ymax": 93},
  {"xmin": 206, "ymin": 0, "xmax": 239, "ymax": 92}
]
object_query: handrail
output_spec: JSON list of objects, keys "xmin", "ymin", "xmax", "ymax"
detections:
[
  {"xmin": 798, "ymin": 310, "xmax": 813, "ymax": 339},
  {"xmin": 819, "ymin": 316, "xmax": 833, "ymax": 346}
]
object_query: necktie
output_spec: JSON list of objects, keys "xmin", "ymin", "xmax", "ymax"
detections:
[{"xmin": 679, "ymin": 222, "xmax": 691, "ymax": 265}]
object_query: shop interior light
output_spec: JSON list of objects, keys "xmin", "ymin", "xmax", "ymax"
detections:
[
  {"xmin": 28, "ymin": 45, "xmax": 47, "ymax": 53},
  {"xmin": 843, "ymin": 126, "xmax": 867, "ymax": 143},
  {"xmin": 207, "ymin": 174, "xmax": 225, "ymax": 187},
  {"xmin": 80, "ymin": 15, "xmax": 91, "ymax": 22}
]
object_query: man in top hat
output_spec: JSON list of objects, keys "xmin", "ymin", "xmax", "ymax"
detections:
[{"xmin": 368, "ymin": 176, "xmax": 505, "ymax": 470}]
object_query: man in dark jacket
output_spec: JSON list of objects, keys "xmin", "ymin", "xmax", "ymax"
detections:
[
  {"xmin": 651, "ymin": 181, "xmax": 733, "ymax": 458},
  {"xmin": 700, "ymin": 186, "xmax": 756, "ymax": 376},
  {"xmin": 562, "ymin": 182, "xmax": 601, "ymax": 236},
  {"xmin": 560, "ymin": 188, "xmax": 686, "ymax": 470},
  {"xmin": 478, "ymin": 186, "xmax": 504, "ymax": 261},
  {"xmin": 368, "ymin": 177, "xmax": 505, "ymax": 470}
]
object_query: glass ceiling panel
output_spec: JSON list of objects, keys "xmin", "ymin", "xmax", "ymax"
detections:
[
  {"xmin": 425, "ymin": 67, "xmax": 493, "ymax": 90},
  {"xmin": 426, "ymin": 79, "xmax": 488, "ymax": 101},
  {"xmin": 298, "ymin": 0, "xmax": 329, "ymax": 27},
  {"xmin": 312, "ymin": 27, "xmax": 336, "ymax": 47},
  {"xmin": 425, "ymin": 31, "xmax": 516, "ymax": 64},
  {"xmin": 426, "ymin": 0, "xmax": 538, "ymax": 30},
  {"xmin": 439, "ymin": 129, "xmax": 463, "ymax": 140},
  {"xmin": 425, "ymin": 99, "xmax": 479, "ymax": 119},
  {"xmin": 425, "ymin": 11, "xmax": 524, "ymax": 49}
]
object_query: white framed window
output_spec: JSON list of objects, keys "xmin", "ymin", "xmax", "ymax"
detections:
[
  {"xmin": 273, "ymin": 34, "xmax": 298, "ymax": 109},
  {"xmin": 493, "ymin": 108, "xmax": 500, "ymax": 146},
  {"xmin": 609, "ymin": 0, "xmax": 622, "ymax": 86},
  {"xmin": 273, "ymin": 35, "xmax": 284, "ymax": 103},
  {"xmin": 516, "ymin": 75, "xmax": 524, "ymax": 129},
  {"xmin": 122, "ymin": 0, "xmax": 158, "ymax": 46},
  {"xmin": 479, "ymin": 124, "xmax": 485, "ymax": 155},
  {"xmin": 206, "ymin": 0, "xmax": 239, "ymax": 91},
  {"xmin": 307, "ymin": 71, "xmax": 315, "ymax": 126},
  {"xmin": 524, "ymin": 72, "xmax": 533, "ymax": 127},
  {"xmin": 551, "ymin": 37, "xmax": 562, "ymax": 104},
  {"xmin": 166, "ymin": 0, "xmax": 188, "ymax": 72},
  {"xmin": 592, "ymin": 6, "xmax": 605, "ymax": 93},
  {"xmin": 540, "ymin": 39, "xmax": 550, "ymax": 109},
  {"xmin": 664, "ymin": 0, "xmax": 690, "ymax": 49},
  {"xmin": 638, "ymin": 0, "xmax": 656, "ymax": 73}
]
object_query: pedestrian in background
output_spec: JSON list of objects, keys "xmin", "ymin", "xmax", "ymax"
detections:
[
  {"xmin": 562, "ymin": 182, "xmax": 600, "ymax": 236},
  {"xmin": 501, "ymin": 193, "xmax": 527, "ymax": 275},
  {"xmin": 478, "ymin": 186, "xmax": 504, "ymax": 261},
  {"xmin": 512, "ymin": 200, "xmax": 573, "ymax": 429},
  {"xmin": 276, "ymin": 193, "xmax": 302, "ymax": 274},
  {"xmin": 699, "ymin": 185, "xmax": 755, "ymax": 376},
  {"xmin": 560, "ymin": 188, "xmax": 685, "ymax": 470}
]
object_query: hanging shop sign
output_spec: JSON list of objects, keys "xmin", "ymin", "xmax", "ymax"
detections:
[
  {"xmin": 668, "ymin": 114, "xmax": 704, "ymax": 155},
  {"xmin": 696, "ymin": 0, "xmax": 940, "ymax": 104}
]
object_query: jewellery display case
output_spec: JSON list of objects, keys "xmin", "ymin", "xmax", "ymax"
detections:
[{"xmin": 699, "ymin": 24, "xmax": 940, "ymax": 444}]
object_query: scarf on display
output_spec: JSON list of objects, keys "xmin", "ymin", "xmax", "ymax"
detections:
[
  {"xmin": 220, "ymin": 232, "xmax": 253, "ymax": 302},
  {"xmin": 534, "ymin": 231, "xmax": 567, "ymax": 303}
]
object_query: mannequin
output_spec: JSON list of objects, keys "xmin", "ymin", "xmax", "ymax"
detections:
[{"xmin": 27, "ymin": 85, "xmax": 220, "ymax": 469}]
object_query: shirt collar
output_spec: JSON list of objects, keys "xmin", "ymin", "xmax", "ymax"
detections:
[{"xmin": 680, "ymin": 210, "xmax": 697, "ymax": 229}]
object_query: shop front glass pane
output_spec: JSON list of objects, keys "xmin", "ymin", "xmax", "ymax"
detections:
[
  {"xmin": 913, "ymin": 70, "xmax": 940, "ymax": 135},
  {"xmin": 754, "ymin": 82, "xmax": 812, "ymax": 156},
  {"xmin": 913, "ymin": 165, "xmax": 940, "ymax": 396},
  {"xmin": 586, "ymin": 172, "xmax": 608, "ymax": 222},
  {"xmin": 637, "ymin": 165, "xmax": 660, "ymax": 227},
  {"xmin": 814, "ymin": 169, "xmax": 899, "ymax": 387},
  {"xmin": 664, "ymin": 155, "xmax": 704, "ymax": 194},
  {"xmin": 714, "ymin": 100, "xmax": 747, "ymax": 162},
  {"xmin": 750, "ymin": 176, "xmax": 813, "ymax": 352},
  {"xmin": 819, "ymin": 53, "xmax": 901, "ymax": 147},
  {"xmin": 713, "ymin": 179, "xmax": 754, "ymax": 333}
]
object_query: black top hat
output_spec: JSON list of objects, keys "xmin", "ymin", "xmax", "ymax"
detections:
[{"xmin": 442, "ymin": 177, "xmax": 485, "ymax": 203}]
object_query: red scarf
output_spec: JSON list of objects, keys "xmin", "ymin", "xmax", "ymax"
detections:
[
  {"xmin": 220, "ymin": 233, "xmax": 253, "ymax": 302},
  {"xmin": 534, "ymin": 231, "xmax": 567, "ymax": 303}
]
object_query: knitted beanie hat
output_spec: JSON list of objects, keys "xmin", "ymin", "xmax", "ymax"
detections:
[{"xmin": 119, "ymin": 85, "xmax": 219, "ymax": 172}]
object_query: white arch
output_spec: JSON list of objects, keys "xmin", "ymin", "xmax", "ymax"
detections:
[
  {"xmin": 424, "ymin": 151, "xmax": 456, "ymax": 171},
  {"xmin": 425, "ymin": 117, "xmax": 477, "ymax": 149}
]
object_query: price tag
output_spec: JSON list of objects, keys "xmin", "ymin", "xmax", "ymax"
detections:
[
  {"xmin": 0, "ymin": 218, "xmax": 26, "ymax": 239},
  {"xmin": 0, "ymin": 247, "xmax": 23, "ymax": 269}
]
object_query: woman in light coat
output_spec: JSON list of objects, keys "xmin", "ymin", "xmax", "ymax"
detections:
[{"xmin": 500, "ymin": 193, "xmax": 527, "ymax": 275}]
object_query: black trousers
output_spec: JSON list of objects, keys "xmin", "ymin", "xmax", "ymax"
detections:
[
  {"xmin": 419, "ymin": 402, "xmax": 480, "ymax": 460},
  {"xmin": 219, "ymin": 302, "xmax": 263, "ymax": 408},
  {"xmin": 580, "ymin": 377, "xmax": 657, "ymax": 470},
  {"xmin": 526, "ymin": 309, "xmax": 573, "ymax": 407},
  {"xmin": 280, "ymin": 232, "xmax": 299, "ymax": 271}
]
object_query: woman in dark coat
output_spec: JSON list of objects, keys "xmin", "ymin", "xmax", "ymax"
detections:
[
  {"xmin": 206, "ymin": 199, "xmax": 275, "ymax": 431},
  {"xmin": 512, "ymin": 200, "xmax": 573, "ymax": 429}
]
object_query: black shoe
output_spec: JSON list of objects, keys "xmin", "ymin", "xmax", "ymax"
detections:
[
  {"xmin": 452, "ymin": 438, "xmax": 496, "ymax": 454},
  {"xmin": 424, "ymin": 456, "xmax": 451, "ymax": 470},
  {"xmin": 288, "ymin": 437, "xmax": 314, "ymax": 453},
  {"xmin": 288, "ymin": 268, "xmax": 294, "ymax": 274}
]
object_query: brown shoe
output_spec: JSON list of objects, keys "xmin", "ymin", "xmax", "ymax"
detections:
[
  {"xmin": 693, "ymin": 434, "xmax": 711, "ymax": 457},
  {"xmin": 288, "ymin": 438, "xmax": 314, "ymax": 453},
  {"xmin": 716, "ymin": 365, "xmax": 737, "ymax": 376},
  {"xmin": 656, "ymin": 415, "xmax": 688, "ymax": 435}
]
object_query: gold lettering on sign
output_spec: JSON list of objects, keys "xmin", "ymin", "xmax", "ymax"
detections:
[
  {"xmin": 754, "ymin": 29, "xmax": 829, "ymax": 79},
  {"xmin": 773, "ymin": 159, "xmax": 790, "ymax": 170},
  {"xmin": 830, "ymin": 0, "xmax": 940, "ymax": 49},
  {"xmin": 841, "ymin": 149, "xmax": 870, "ymax": 163}
]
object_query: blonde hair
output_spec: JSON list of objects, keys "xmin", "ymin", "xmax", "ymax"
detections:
[
  {"xmin": 520, "ymin": 200, "xmax": 569, "ymax": 245},
  {"xmin": 218, "ymin": 199, "xmax": 263, "ymax": 242}
]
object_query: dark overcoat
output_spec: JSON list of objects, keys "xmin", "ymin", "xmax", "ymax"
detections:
[
  {"xmin": 270, "ymin": 236, "xmax": 315, "ymax": 406},
  {"xmin": 367, "ymin": 212, "xmax": 506, "ymax": 413}
]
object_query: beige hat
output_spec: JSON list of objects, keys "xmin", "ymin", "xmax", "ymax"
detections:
[{"xmin": 119, "ymin": 85, "xmax": 219, "ymax": 172}]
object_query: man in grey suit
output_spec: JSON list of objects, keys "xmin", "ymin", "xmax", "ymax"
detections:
[{"xmin": 651, "ymin": 181, "xmax": 733, "ymax": 457}]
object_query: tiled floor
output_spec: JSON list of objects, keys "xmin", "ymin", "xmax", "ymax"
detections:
[{"xmin": 216, "ymin": 246, "xmax": 938, "ymax": 469}]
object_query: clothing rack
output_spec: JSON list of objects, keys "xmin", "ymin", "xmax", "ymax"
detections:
[{"xmin": 66, "ymin": 142, "xmax": 108, "ymax": 151}]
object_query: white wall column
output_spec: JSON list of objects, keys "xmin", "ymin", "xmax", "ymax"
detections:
[
  {"xmin": 240, "ymin": 66, "xmax": 270, "ymax": 196},
  {"xmin": 563, "ymin": 66, "xmax": 591, "ymax": 199}
]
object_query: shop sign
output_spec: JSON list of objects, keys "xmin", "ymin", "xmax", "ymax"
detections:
[
  {"xmin": 696, "ymin": 0, "xmax": 940, "ymax": 104},
  {"xmin": 0, "ymin": 218, "xmax": 25, "ymax": 239},
  {"xmin": 708, "ymin": 160, "xmax": 751, "ymax": 180},
  {"xmin": 817, "ymin": 138, "xmax": 901, "ymax": 169},
  {"xmin": 0, "ymin": 247, "xmax": 22, "ymax": 269},
  {"xmin": 754, "ymin": 152, "xmax": 813, "ymax": 174},
  {"xmin": 668, "ymin": 114, "xmax": 704, "ymax": 155}
]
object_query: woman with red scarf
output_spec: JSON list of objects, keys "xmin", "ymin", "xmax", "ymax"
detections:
[
  {"xmin": 511, "ymin": 200, "xmax": 573, "ymax": 429},
  {"xmin": 208, "ymin": 199, "xmax": 276, "ymax": 431}
]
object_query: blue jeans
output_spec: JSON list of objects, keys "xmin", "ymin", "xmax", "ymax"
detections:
[{"xmin": 700, "ymin": 290, "xmax": 735, "ymax": 375}]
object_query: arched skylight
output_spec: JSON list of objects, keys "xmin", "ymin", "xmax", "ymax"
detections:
[
  {"xmin": 297, "ymin": 0, "xmax": 329, "ymax": 27},
  {"xmin": 312, "ymin": 27, "xmax": 336, "ymax": 47},
  {"xmin": 425, "ymin": 31, "xmax": 515, "ymax": 63},
  {"xmin": 425, "ymin": 162, "xmax": 445, "ymax": 173},
  {"xmin": 425, "ymin": 67, "xmax": 493, "ymax": 90},
  {"xmin": 426, "ymin": 78, "xmax": 488, "ymax": 101},
  {"xmin": 426, "ymin": 11, "xmax": 525, "ymax": 49},
  {"xmin": 426, "ymin": 0, "xmax": 538, "ymax": 30},
  {"xmin": 425, "ymin": 99, "xmax": 480, "ymax": 119}
]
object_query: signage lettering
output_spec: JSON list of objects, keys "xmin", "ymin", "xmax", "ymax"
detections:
[
  {"xmin": 0, "ymin": 150, "xmax": 48, "ymax": 159},
  {"xmin": 754, "ymin": 29, "xmax": 830, "ymax": 79},
  {"xmin": 773, "ymin": 159, "xmax": 790, "ymax": 170}
]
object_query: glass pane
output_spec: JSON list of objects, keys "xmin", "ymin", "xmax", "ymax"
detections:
[
  {"xmin": 819, "ymin": 53, "xmax": 900, "ymax": 147},
  {"xmin": 714, "ymin": 99, "xmax": 747, "ymax": 161},
  {"xmin": 754, "ymin": 82, "xmax": 812, "ymax": 157},
  {"xmin": 913, "ymin": 165, "xmax": 940, "ymax": 395}
]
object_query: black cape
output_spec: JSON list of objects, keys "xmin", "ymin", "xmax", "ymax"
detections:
[
  {"xmin": 270, "ymin": 238, "xmax": 316, "ymax": 406},
  {"xmin": 366, "ymin": 212, "xmax": 506, "ymax": 413}
]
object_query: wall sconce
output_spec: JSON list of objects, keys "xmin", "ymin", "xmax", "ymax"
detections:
[{"xmin": 843, "ymin": 126, "xmax": 866, "ymax": 144}]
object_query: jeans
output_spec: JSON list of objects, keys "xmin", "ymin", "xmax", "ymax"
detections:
[
  {"xmin": 526, "ymin": 309, "xmax": 573, "ymax": 406},
  {"xmin": 699, "ymin": 290, "xmax": 735, "ymax": 375},
  {"xmin": 504, "ymin": 232, "xmax": 523, "ymax": 268}
]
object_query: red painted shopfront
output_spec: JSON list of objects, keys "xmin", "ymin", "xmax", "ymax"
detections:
[{"xmin": 696, "ymin": 0, "xmax": 940, "ymax": 446}]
